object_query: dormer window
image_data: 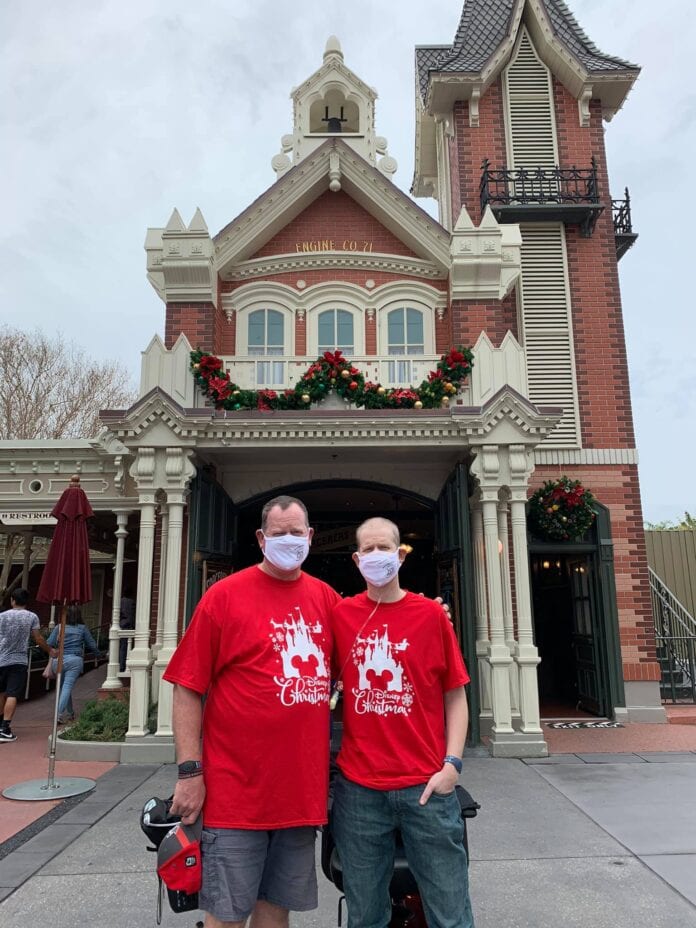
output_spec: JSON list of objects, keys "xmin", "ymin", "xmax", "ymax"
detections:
[{"xmin": 309, "ymin": 91, "xmax": 360, "ymax": 135}]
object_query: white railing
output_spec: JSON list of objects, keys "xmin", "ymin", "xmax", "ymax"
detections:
[{"xmin": 220, "ymin": 356, "xmax": 443, "ymax": 392}]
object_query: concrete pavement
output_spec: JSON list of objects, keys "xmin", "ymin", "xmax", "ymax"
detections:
[{"xmin": 1, "ymin": 751, "xmax": 695, "ymax": 928}]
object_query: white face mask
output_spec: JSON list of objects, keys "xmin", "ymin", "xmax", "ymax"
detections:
[
  {"xmin": 357, "ymin": 551, "xmax": 401, "ymax": 587},
  {"xmin": 263, "ymin": 533, "xmax": 310, "ymax": 571}
]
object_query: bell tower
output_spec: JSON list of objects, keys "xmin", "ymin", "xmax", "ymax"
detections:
[{"xmin": 271, "ymin": 36, "xmax": 398, "ymax": 179}]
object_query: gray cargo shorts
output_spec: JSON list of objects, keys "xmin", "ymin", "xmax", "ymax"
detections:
[{"xmin": 199, "ymin": 826, "xmax": 318, "ymax": 922}]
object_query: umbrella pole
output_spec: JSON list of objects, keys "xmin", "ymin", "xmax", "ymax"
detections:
[{"xmin": 46, "ymin": 601, "xmax": 67, "ymax": 789}]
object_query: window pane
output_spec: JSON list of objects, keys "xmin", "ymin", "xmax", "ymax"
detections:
[
  {"xmin": 388, "ymin": 308, "xmax": 404, "ymax": 347},
  {"xmin": 266, "ymin": 310, "xmax": 284, "ymax": 347},
  {"xmin": 406, "ymin": 308, "xmax": 424, "ymax": 347},
  {"xmin": 318, "ymin": 310, "xmax": 335, "ymax": 349},
  {"xmin": 248, "ymin": 310, "xmax": 265, "ymax": 348},
  {"xmin": 336, "ymin": 310, "xmax": 352, "ymax": 343}
]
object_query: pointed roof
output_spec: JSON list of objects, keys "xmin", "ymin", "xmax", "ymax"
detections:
[
  {"xmin": 214, "ymin": 138, "xmax": 451, "ymax": 278},
  {"xmin": 416, "ymin": 0, "xmax": 639, "ymax": 102}
]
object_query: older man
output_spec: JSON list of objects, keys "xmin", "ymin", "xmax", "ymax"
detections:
[
  {"xmin": 331, "ymin": 516, "xmax": 474, "ymax": 928},
  {"xmin": 164, "ymin": 495, "xmax": 339, "ymax": 928}
]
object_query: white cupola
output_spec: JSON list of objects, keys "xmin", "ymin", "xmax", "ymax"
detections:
[{"xmin": 271, "ymin": 37, "xmax": 397, "ymax": 179}]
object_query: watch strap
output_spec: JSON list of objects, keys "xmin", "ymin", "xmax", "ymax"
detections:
[{"xmin": 443, "ymin": 754, "xmax": 463, "ymax": 774}]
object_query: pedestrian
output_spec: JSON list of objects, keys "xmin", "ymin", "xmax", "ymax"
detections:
[
  {"xmin": 119, "ymin": 586, "xmax": 136, "ymax": 672},
  {"xmin": 46, "ymin": 605, "xmax": 100, "ymax": 724},
  {"xmin": 164, "ymin": 495, "xmax": 340, "ymax": 928},
  {"xmin": 331, "ymin": 516, "xmax": 475, "ymax": 928},
  {"xmin": 0, "ymin": 588, "xmax": 53, "ymax": 742}
]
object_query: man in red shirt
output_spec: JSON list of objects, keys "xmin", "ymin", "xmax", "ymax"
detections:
[
  {"xmin": 331, "ymin": 517, "xmax": 474, "ymax": 928},
  {"xmin": 164, "ymin": 495, "xmax": 340, "ymax": 928}
]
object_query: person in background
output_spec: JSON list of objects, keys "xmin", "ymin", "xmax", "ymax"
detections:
[
  {"xmin": 119, "ymin": 586, "xmax": 136, "ymax": 672},
  {"xmin": 46, "ymin": 605, "xmax": 100, "ymax": 724},
  {"xmin": 331, "ymin": 516, "xmax": 475, "ymax": 928},
  {"xmin": 0, "ymin": 588, "xmax": 53, "ymax": 742}
]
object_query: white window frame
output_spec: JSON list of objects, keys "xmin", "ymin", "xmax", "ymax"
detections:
[
  {"xmin": 376, "ymin": 300, "xmax": 435, "ymax": 356},
  {"xmin": 306, "ymin": 302, "xmax": 364, "ymax": 358}
]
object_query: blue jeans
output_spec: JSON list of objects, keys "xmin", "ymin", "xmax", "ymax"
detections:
[
  {"xmin": 332, "ymin": 775, "xmax": 474, "ymax": 928},
  {"xmin": 53, "ymin": 654, "xmax": 83, "ymax": 717}
]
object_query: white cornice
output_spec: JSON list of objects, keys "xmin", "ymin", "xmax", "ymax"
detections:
[
  {"xmin": 99, "ymin": 386, "xmax": 560, "ymax": 449},
  {"xmin": 226, "ymin": 251, "xmax": 445, "ymax": 282}
]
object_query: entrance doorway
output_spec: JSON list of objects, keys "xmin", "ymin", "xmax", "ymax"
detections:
[{"xmin": 531, "ymin": 553, "xmax": 604, "ymax": 718}]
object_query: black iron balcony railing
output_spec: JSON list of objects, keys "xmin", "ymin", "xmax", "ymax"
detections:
[
  {"xmin": 612, "ymin": 188, "xmax": 638, "ymax": 260},
  {"xmin": 480, "ymin": 158, "xmax": 604, "ymax": 237}
]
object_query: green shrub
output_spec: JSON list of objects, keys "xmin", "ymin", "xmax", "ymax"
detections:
[{"xmin": 59, "ymin": 698, "xmax": 129, "ymax": 742}]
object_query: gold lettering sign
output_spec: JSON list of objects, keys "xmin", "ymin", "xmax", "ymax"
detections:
[{"xmin": 295, "ymin": 241, "xmax": 373, "ymax": 253}]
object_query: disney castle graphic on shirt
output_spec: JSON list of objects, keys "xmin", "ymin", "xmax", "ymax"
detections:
[
  {"xmin": 269, "ymin": 607, "xmax": 330, "ymax": 707},
  {"xmin": 352, "ymin": 626, "xmax": 414, "ymax": 716}
]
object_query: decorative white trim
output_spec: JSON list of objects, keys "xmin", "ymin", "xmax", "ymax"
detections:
[
  {"xmin": 578, "ymin": 85, "xmax": 593, "ymax": 128},
  {"xmin": 534, "ymin": 448, "xmax": 639, "ymax": 466},
  {"xmin": 214, "ymin": 141, "xmax": 451, "ymax": 275},
  {"xmin": 227, "ymin": 251, "xmax": 444, "ymax": 282}
]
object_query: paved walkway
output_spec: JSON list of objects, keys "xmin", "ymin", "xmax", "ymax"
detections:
[
  {"xmin": 0, "ymin": 665, "xmax": 116, "ymax": 843},
  {"xmin": 2, "ymin": 685, "xmax": 696, "ymax": 926}
]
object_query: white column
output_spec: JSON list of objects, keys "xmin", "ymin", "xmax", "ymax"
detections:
[
  {"xmin": 471, "ymin": 502, "xmax": 492, "ymax": 714},
  {"xmin": 510, "ymin": 491, "xmax": 543, "ymax": 734},
  {"xmin": 498, "ymin": 499, "xmax": 520, "ymax": 713},
  {"xmin": 21, "ymin": 532, "xmax": 33, "ymax": 589},
  {"xmin": 103, "ymin": 512, "xmax": 130, "ymax": 690},
  {"xmin": 153, "ymin": 504, "xmax": 169, "ymax": 656},
  {"xmin": 127, "ymin": 495, "xmax": 157, "ymax": 737},
  {"xmin": 482, "ymin": 492, "xmax": 513, "ymax": 734},
  {"xmin": 155, "ymin": 492, "xmax": 186, "ymax": 736}
]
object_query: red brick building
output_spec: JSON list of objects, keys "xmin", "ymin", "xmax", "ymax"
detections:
[{"xmin": 90, "ymin": 0, "xmax": 660, "ymax": 756}]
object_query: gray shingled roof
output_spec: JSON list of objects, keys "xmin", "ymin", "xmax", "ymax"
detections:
[{"xmin": 416, "ymin": 0, "xmax": 639, "ymax": 100}]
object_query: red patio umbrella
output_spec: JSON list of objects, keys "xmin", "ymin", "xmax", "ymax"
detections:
[{"xmin": 4, "ymin": 474, "xmax": 97, "ymax": 801}]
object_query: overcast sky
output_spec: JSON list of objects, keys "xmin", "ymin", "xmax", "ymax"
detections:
[{"xmin": 2, "ymin": 0, "xmax": 693, "ymax": 523}]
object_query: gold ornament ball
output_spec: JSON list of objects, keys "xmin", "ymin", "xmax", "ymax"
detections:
[
  {"xmin": 232, "ymin": 390, "xmax": 240, "ymax": 397},
  {"xmin": 440, "ymin": 396, "xmax": 450, "ymax": 407},
  {"xmin": 377, "ymin": 386, "xmax": 386, "ymax": 395},
  {"xmin": 193, "ymin": 362, "xmax": 200, "ymax": 370},
  {"xmin": 445, "ymin": 382, "xmax": 453, "ymax": 391},
  {"xmin": 301, "ymin": 394, "xmax": 310, "ymax": 403},
  {"xmin": 414, "ymin": 400, "xmax": 423, "ymax": 410},
  {"xmin": 341, "ymin": 369, "xmax": 350, "ymax": 379}
]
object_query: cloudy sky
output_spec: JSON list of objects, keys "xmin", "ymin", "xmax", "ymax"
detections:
[{"xmin": 2, "ymin": 0, "xmax": 693, "ymax": 522}]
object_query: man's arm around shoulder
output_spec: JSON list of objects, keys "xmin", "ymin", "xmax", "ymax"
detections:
[{"xmin": 169, "ymin": 683, "xmax": 206, "ymax": 825}]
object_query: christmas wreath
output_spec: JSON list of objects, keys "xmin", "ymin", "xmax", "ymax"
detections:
[
  {"xmin": 190, "ymin": 346, "xmax": 474, "ymax": 412},
  {"xmin": 528, "ymin": 477, "xmax": 596, "ymax": 542}
]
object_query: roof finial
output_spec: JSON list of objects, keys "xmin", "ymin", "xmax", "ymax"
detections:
[{"xmin": 324, "ymin": 36, "xmax": 343, "ymax": 61}]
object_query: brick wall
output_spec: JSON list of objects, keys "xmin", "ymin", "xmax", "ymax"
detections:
[
  {"xmin": 451, "ymin": 290, "xmax": 518, "ymax": 348},
  {"xmin": 253, "ymin": 190, "xmax": 419, "ymax": 258},
  {"xmin": 165, "ymin": 302, "xmax": 218, "ymax": 352},
  {"xmin": 553, "ymin": 81, "xmax": 636, "ymax": 449},
  {"xmin": 532, "ymin": 464, "xmax": 659, "ymax": 683},
  {"xmin": 451, "ymin": 84, "xmax": 507, "ymax": 224}
]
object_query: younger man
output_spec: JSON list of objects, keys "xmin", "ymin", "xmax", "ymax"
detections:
[
  {"xmin": 0, "ymin": 589, "xmax": 53, "ymax": 742},
  {"xmin": 331, "ymin": 517, "xmax": 474, "ymax": 928}
]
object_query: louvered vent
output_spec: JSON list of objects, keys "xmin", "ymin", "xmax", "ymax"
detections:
[
  {"xmin": 519, "ymin": 225, "xmax": 580, "ymax": 447},
  {"xmin": 504, "ymin": 28, "xmax": 558, "ymax": 170}
]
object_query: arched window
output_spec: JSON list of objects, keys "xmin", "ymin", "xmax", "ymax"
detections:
[
  {"xmin": 318, "ymin": 309, "xmax": 354, "ymax": 354},
  {"xmin": 385, "ymin": 307, "xmax": 425, "ymax": 384},
  {"xmin": 247, "ymin": 309, "xmax": 285, "ymax": 386}
]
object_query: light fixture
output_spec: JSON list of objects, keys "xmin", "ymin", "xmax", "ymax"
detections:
[{"xmin": 542, "ymin": 560, "xmax": 550, "ymax": 569}]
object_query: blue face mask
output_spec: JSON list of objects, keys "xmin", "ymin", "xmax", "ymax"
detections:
[
  {"xmin": 357, "ymin": 551, "xmax": 401, "ymax": 587},
  {"xmin": 263, "ymin": 533, "xmax": 310, "ymax": 571}
]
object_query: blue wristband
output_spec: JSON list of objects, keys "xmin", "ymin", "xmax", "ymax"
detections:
[{"xmin": 443, "ymin": 755, "xmax": 463, "ymax": 774}]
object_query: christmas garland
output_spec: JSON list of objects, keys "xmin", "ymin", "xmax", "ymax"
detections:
[
  {"xmin": 528, "ymin": 477, "xmax": 596, "ymax": 542},
  {"xmin": 190, "ymin": 346, "xmax": 474, "ymax": 412}
]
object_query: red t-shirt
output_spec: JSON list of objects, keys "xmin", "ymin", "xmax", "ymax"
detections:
[
  {"xmin": 163, "ymin": 565, "xmax": 340, "ymax": 829},
  {"xmin": 332, "ymin": 591, "xmax": 470, "ymax": 790}
]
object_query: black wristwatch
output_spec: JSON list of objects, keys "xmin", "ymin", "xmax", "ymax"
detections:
[
  {"xmin": 178, "ymin": 760, "xmax": 203, "ymax": 779},
  {"xmin": 443, "ymin": 755, "xmax": 463, "ymax": 774}
]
